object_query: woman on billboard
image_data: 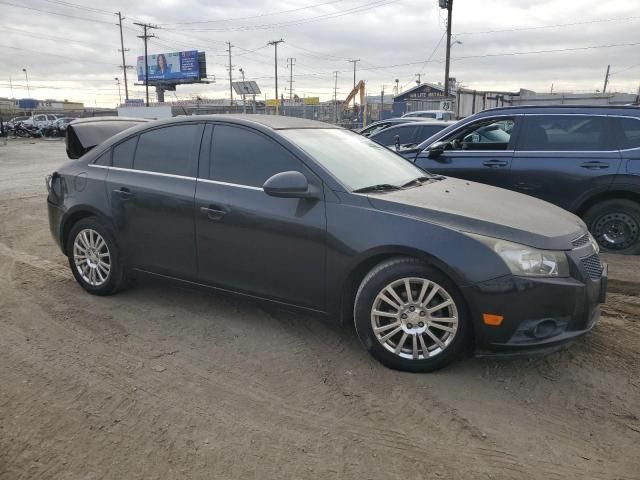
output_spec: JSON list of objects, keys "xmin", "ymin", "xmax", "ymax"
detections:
[{"xmin": 156, "ymin": 54, "xmax": 172, "ymax": 78}]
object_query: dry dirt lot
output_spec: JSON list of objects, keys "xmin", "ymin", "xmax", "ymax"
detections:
[{"xmin": 1, "ymin": 138, "xmax": 639, "ymax": 480}]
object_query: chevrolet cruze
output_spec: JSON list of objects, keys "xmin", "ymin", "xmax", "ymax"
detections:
[{"xmin": 46, "ymin": 115, "xmax": 607, "ymax": 372}]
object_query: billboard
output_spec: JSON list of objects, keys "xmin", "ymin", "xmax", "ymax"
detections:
[{"xmin": 137, "ymin": 50, "xmax": 200, "ymax": 82}]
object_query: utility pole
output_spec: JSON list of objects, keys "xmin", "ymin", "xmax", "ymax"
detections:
[
  {"xmin": 134, "ymin": 22, "xmax": 157, "ymax": 106},
  {"xmin": 267, "ymin": 39, "xmax": 284, "ymax": 114},
  {"xmin": 602, "ymin": 64, "xmax": 611, "ymax": 94},
  {"xmin": 333, "ymin": 71, "xmax": 339, "ymax": 124},
  {"xmin": 380, "ymin": 86, "xmax": 385, "ymax": 121},
  {"xmin": 440, "ymin": 0, "xmax": 454, "ymax": 97},
  {"xmin": 348, "ymin": 59, "xmax": 360, "ymax": 108},
  {"xmin": 287, "ymin": 57, "xmax": 296, "ymax": 100},
  {"xmin": 415, "ymin": 73, "xmax": 422, "ymax": 85},
  {"xmin": 116, "ymin": 12, "xmax": 130, "ymax": 101},
  {"xmin": 226, "ymin": 42, "xmax": 234, "ymax": 105}
]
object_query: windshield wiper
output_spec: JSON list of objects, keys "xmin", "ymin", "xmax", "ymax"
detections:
[
  {"xmin": 353, "ymin": 183, "xmax": 401, "ymax": 193},
  {"xmin": 401, "ymin": 176, "xmax": 433, "ymax": 188}
]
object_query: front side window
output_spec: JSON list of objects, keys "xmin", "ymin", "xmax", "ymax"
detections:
[
  {"xmin": 133, "ymin": 124, "xmax": 200, "ymax": 176},
  {"xmin": 280, "ymin": 129, "xmax": 426, "ymax": 191},
  {"xmin": 617, "ymin": 117, "xmax": 640, "ymax": 150},
  {"xmin": 443, "ymin": 117, "xmax": 516, "ymax": 151},
  {"xmin": 416, "ymin": 124, "xmax": 448, "ymax": 143},
  {"xmin": 518, "ymin": 115, "xmax": 613, "ymax": 151},
  {"xmin": 209, "ymin": 125, "xmax": 302, "ymax": 187}
]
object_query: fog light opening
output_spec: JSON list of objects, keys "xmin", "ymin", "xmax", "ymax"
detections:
[{"xmin": 531, "ymin": 319, "xmax": 558, "ymax": 339}]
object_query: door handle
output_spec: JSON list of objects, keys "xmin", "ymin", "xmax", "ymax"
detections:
[
  {"xmin": 113, "ymin": 187, "xmax": 135, "ymax": 200},
  {"xmin": 580, "ymin": 161, "xmax": 609, "ymax": 170},
  {"xmin": 200, "ymin": 205, "xmax": 228, "ymax": 221},
  {"xmin": 482, "ymin": 159, "xmax": 508, "ymax": 168}
]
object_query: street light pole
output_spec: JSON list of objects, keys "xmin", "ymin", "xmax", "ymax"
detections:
[
  {"xmin": 22, "ymin": 68, "xmax": 30, "ymax": 96},
  {"xmin": 115, "ymin": 77, "xmax": 122, "ymax": 105},
  {"xmin": 239, "ymin": 67, "xmax": 246, "ymax": 114},
  {"xmin": 348, "ymin": 59, "xmax": 360, "ymax": 109}
]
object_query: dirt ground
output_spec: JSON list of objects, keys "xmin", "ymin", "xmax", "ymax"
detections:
[{"xmin": 0, "ymin": 138, "xmax": 639, "ymax": 480}]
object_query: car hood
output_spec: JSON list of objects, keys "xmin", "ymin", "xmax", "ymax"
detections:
[{"xmin": 365, "ymin": 177, "xmax": 585, "ymax": 250}]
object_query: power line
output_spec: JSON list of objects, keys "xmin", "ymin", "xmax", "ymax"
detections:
[
  {"xmin": 457, "ymin": 16, "xmax": 640, "ymax": 36},
  {"xmin": 0, "ymin": 44, "xmax": 119, "ymax": 66},
  {"xmin": 0, "ymin": 0, "xmax": 115, "ymax": 24},
  {"xmin": 172, "ymin": 0, "xmax": 401, "ymax": 32},
  {"xmin": 158, "ymin": 0, "xmax": 348, "ymax": 25},
  {"xmin": 39, "ymin": 0, "xmax": 114, "ymax": 16}
]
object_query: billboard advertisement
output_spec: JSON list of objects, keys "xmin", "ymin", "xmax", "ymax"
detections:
[{"xmin": 137, "ymin": 50, "xmax": 200, "ymax": 82}]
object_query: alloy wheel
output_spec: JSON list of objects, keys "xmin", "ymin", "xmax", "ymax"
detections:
[
  {"xmin": 73, "ymin": 228, "xmax": 111, "ymax": 287},
  {"xmin": 370, "ymin": 277, "xmax": 459, "ymax": 360}
]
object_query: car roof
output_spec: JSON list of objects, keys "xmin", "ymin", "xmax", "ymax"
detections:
[
  {"xmin": 480, "ymin": 105, "xmax": 640, "ymax": 115},
  {"xmin": 189, "ymin": 114, "xmax": 339, "ymax": 130}
]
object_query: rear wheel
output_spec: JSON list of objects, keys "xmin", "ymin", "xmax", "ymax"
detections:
[
  {"xmin": 584, "ymin": 199, "xmax": 640, "ymax": 255},
  {"xmin": 66, "ymin": 217, "xmax": 128, "ymax": 295},
  {"xmin": 354, "ymin": 257, "xmax": 471, "ymax": 372}
]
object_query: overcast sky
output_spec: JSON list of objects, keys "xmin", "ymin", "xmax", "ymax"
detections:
[{"xmin": 1, "ymin": 0, "xmax": 639, "ymax": 107}]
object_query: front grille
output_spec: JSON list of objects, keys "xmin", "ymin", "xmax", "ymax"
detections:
[
  {"xmin": 581, "ymin": 253, "xmax": 603, "ymax": 279},
  {"xmin": 572, "ymin": 233, "xmax": 590, "ymax": 248}
]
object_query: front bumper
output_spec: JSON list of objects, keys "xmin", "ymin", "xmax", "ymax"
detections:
[{"xmin": 462, "ymin": 261, "xmax": 607, "ymax": 355}]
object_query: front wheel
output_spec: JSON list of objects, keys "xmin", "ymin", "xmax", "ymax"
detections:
[
  {"xmin": 354, "ymin": 257, "xmax": 471, "ymax": 372},
  {"xmin": 584, "ymin": 199, "xmax": 640, "ymax": 255}
]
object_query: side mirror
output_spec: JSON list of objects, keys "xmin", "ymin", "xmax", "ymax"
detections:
[
  {"xmin": 263, "ymin": 171, "xmax": 318, "ymax": 199},
  {"xmin": 427, "ymin": 141, "xmax": 447, "ymax": 158}
]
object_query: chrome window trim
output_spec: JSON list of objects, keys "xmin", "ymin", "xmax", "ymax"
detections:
[
  {"xmin": 88, "ymin": 164, "xmax": 195, "ymax": 181},
  {"xmin": 197, "ymin": 178, "xmax": 263, "ymax": 191},
  {"xmin": 88, "ymin": 164, "xmax": 264, "ymax": 191}
]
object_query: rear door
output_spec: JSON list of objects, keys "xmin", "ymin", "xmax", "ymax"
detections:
[
  {"xmin": 511, "ymin": 114, "xmax": 621, "ymax": 211},
  {"xmin": 194, "ymin": 123, "xmax": 326, "ymax": 309},
  {"xmin": 106, "ymin": 123, "xmax": 203, "ymax": 277},
  {"xmin": 414, "ymin": 115, "xmax": 520, "ymax": 189}
]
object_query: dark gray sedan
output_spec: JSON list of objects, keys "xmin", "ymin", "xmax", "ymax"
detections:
[{"xmin": 47, "ymin": 115, "xmax": 607, "ymax": 372}]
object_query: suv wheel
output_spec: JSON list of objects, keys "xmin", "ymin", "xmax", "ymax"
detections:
[
  {"xmin": 66, "ymin": 217, "xmax": 128, "ymax": 295},
  {"xmin": 354, "ymin": 257, "xmax": 471, "ymax": 372},
  {"xmin": 584, "ymin": 199, "xmax": 640, "ymax": 255}
]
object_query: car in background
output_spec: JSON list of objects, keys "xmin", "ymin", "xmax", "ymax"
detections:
[
  {"xmin": 7, "ymin": 116, "xmax": 30, "ymax": 128},
  {"xmin": 403, "ymin": 105, "xmax": 640, "ymax": 254},
  {"xmin": 359, "ymin": 117, "xmax": 426, "ymax": 137},
  {"xmin": 55, "ymin": 117, "xmax": 76, "ymax": 131},
  {"xmin": 47, "ymin": 114, "xmax": 606, "ymax": 372},
  {"xmin": 402, "ymin": 110, "xmax": 455, "ymax": 121},
  {"xmin": 369, "ymin": 121, "xmax": 450, "ymax": 150}
]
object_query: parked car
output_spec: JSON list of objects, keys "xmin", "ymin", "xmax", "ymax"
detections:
[
  {"xmin": 7, "ymin": 116, "xmax": 30, "ymax": 129},
  {"xmin": 47, "ymin": 115, "xmax": 606, "ymax": 372},
  {"xmin": 400, "ymin": 105, "xmax": 640, "ymax": 254},
  {"xmin": 30, "ymin": 114, "xmax": 58, "ymax": 129},
  {"xmin": 402, "ymin": 110, "xmax": 455, "ymax": 121},
  {"xmin": 359, "ymin": 117, "xmax": 427, "ymax": 137},
  {"xmin": 369, "ymin": 121, "xmax": 450, "ymax": 150}
]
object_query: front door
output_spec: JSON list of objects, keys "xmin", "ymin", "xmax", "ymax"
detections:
[
  {"xmin": 195, "ymin": 123, "xmax": 326, "ymax": 310},
  {"xmin": 414, "ymin": 116, "xmax": 520, "ymax": 189},
  {"xmin": 106, "ymin": 123, "xmax": 202, "ymax": 277}
]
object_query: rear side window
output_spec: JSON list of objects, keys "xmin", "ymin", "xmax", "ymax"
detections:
[
  {"xmin": 133, "ymin": 124, "xmax": 201, "ymax": 177},
  {"xmin": 519, "ymin": 115, "xmax": 613, "ymax": 151},
  {"xmin": 112, "ymin": 136, "xmax": 138, "ymax": 169},
  {"xmin": 209, "ymin": 125, "xmax": 302, "ymax": 187},
  {"xmin": 372, "ymin": 126, "xmax": 417, "ymax": 146},
  {"xmin": 617, "ymin": 117, "xmax": 640, "ymax": 150}
]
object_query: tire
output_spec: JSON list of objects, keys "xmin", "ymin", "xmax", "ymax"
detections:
[
  {"xmin": 583, "ymin": 199, "xmax": 640, "ymax": 255},
  {"xmin": 354, "ymin": 257, "xmax": 471, "ymax": 373},
  {"xmin": 66, "ymin": 217, "xmax": 128, "ymax": 295}
]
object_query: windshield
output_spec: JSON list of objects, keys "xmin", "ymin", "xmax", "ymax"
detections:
[{"xmin": 280, "ymin": 129, "xmax": 427, "ymax": 192}]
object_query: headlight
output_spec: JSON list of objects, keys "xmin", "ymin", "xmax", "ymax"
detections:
[{"xmin": 469, "ymin": 234, "xmax": 569, "ymax": 277}]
